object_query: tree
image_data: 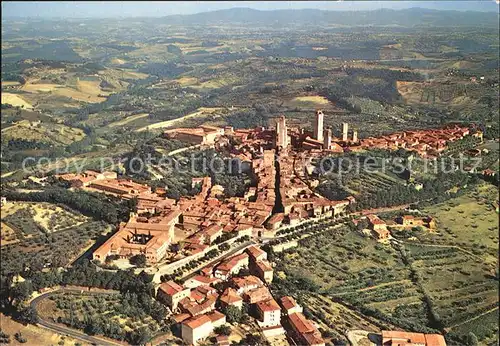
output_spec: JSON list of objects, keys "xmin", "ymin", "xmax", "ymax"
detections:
[
  {"xmin": 214, "ymin": 324, "xmax": 231, "ymax": 336},
  {"xmin": 17, "ymin": 306, "xmax": 37, "ymax": 324},
  {"xmin": 128, "ymin": 326, "xmax": 151, "ymax": 345},
  {"xmin": 83, "ymin": 316, "xmax": 103, "ymax": 335},
  {"xmin": 466, "ymin": 332, "xmax": 479, "ymax": 346},
  {"xmin": 14, "ymin": 332, "xmax": 27, "ymax": 343},
  {"xmin": 10, "ymin": 281, "xmax": 33, "ymax": 306},
  {"xmin": 0, "ymin": 329, "xmax": 11, "ymax": 344},
  {"xmin": 129, "ymin": 254, "xmax": 147, "ymax": 267},
  {"xmin": 222, "ymin": 305, "xmax": 242, "ymax": 323},
  {"xmin": 240, "ymin": 333, "xmax": 268, "ymax": 346}
]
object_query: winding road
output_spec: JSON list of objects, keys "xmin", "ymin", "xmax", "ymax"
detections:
[{"xmin": 30, "ymin": 288, "xmax": 124, "ymax": 346}]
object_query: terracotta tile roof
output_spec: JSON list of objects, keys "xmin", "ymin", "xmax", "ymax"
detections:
[
  {"xmin": 159, "ymin": 280, "xmax": 185, "ymax": 296},
  {"xmin": 256, "ymin": 298, "xmax": 281, "ymax": 312},
  {"xmin": 200, "ymin": 266, "xmax": 214, "ymax": 276},
  {"xmin": 173, "ymin": 313, "xmax": 191, "ymax": 323},
  {"xmin": 244, "ymin": 286, "xmax": 272, "ymax": 304},
  {"xmin": 207, "ymin": 310, "xmax": 226, "ymax": 323},
  {"xmin": 182, "ymin": 314, "xmax": 212, "ymax": 329},
  {"xmin": 246, "ymin": 246, "xmax": 266, "ymax": 260},
  {"xmin": 195, "ymin": 285, "xmax": 217, "ymax": 296},
  {"xmin": 267, "ymin": 213, "xmax": 285, "ymax": 224},
  {"xmin": 182, "ymin": 296, "xmax": 217, "ymax": 317},
  {"xmin": 216, "ymin": 253, "xmax": 249, "ymax": 272},
  {"xmin": 382, "ymin": 331, "xmax": 426, "ymax": 344},
  {"xmin": 190, "ymin": 290, "xmax": 205, "ymax": 302},
  {"xmin": 232, "ymin": 275, "xmax": 263, "ymax": 289},
  {"xmin": 190, "ymin": 275, "xmax": 219, "ymax": 285},
  {"xmin": 302, "ymin": 331, "xmax": 325, "ymax": 346},
  {"xmin": 220, "ymin": 288, "xmax": 243, "ymax": 305},
  {"xmin": 424, "ymin": 334, "xmax": 447, "ymax": 346},
  {"xmin": 288, "ymin": 312, "xmax": 316, "ymax": 334},
  {"xmin": 255, "ymin": 260, "xmax": 273, "ymax": 272},
  {"xmin": 367, "ymin": 214, "xmax": 386, "ymax": 225},
  {"xmin": 280, "ymin": 296, "xmax": 298, "ymax": 311}
]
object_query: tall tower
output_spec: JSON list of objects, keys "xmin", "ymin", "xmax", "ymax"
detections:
[
  {"xmin": 323, "ymin": 127, "xmax": 332, "ymax": 150},
  {"xmin": 314, "ymin": 110, "xmax": 324, "ymax": 142},
  {"xmin": 342, "ymin": 122, "xmax": 349, "ymax": 142},
  {"xmin": 352, "ymin": 129, "xmax": 358, "ymax": 143},
  {"xmin": 276, "ymin": 115, "xmax": 288, "ymax": 148},
  {"xmin": 276, "ymin": 118, "xmax": 282, "ymax": 148}
]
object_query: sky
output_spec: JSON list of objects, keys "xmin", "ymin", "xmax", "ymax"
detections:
[{"xmin": 2, "ymin": 1, "xmax": 499, "ymax": 18}]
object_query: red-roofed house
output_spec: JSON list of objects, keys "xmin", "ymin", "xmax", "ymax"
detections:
[
  {"xmin": 180, "ymin": 295, "xmax": 217, "ymax": 317},
  {"xmin": 287, "ymin": 312, "xmax": 325, "ymax": 346},
  {"xmin": 157, "ymin": 281, "xmax": 190, "ymax": 310},
  {"xmin": 280, "ymin": 296, "xmax": 303, "ymax": 315},
  {"xmin": 219, "ymin": 288, "xmax": 243, "ymax": 309},
  {"xmin": 382, "ymin": 330, "xmax": 426, "ymax": 346},
  {"xmin": 396, "ymin": 215, "xmax": 421, "ymax": 227},
  {"xmin": 231, "ymin": 275, "xmax": 264, "ymax": 294},
  {"xmin": 256, "ymin": 298, "xmax": 281, "ymax": 328},
  {"xmin": 184, "ymin": 275, "xmax": 221, "ymax": 289},
  {"xmin": 207, "ymin": 310, "xmax": 226, "ymax": 328},
  {"xmin": 246, "ymin": 245, "xmax": 268, "ymax": 262},
  {"xmin": 424, "ymin": 334, "xmax": 447, "ymax": 346},
  {"xmin": 266, "ymin": 213, "xmax": 285, "ymax": 230},
  {"xmin": 251, "ymin": 260, "xmax": 274, "ymax": 283},
  {"xmin": 214, "ymin": 253, "xmax": 249, "ymax": 280},
  {"xmin": 366, "ymin": 214, "xmax": 390, "ymax": 240},
  {"xmin": 243, "ymin": 286, "xmax": 272, "ymax": 304},
  {"xmin": 181, "ymin": 314, "xmax": 213, "ymax": 345},
  {"xmin": 367, "ymin": 214, "xmax": 386, "ymax": 230}
]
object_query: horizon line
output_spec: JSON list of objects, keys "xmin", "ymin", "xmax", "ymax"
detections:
[{"xmin": 2, "ymin": 4, "xmax": 499, "ymax": 20}]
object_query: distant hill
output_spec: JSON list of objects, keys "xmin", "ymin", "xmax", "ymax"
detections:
[{"xmin": 157, "ymin": 7, "xmax": 499, "ymax": 27}]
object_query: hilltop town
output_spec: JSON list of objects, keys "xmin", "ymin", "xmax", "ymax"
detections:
[
  {"xmin": 1, "ymin": 4, "xmax": 499, "ymax": 346},
  {"xmin": 53, "ymin": 111, "xmax": 480, "ymax": 268},
  {"xmin": 2, "ymin": 105, "xmax": 497, "ymax": 346},
  {"xmin": 28, "ymin": 111, "xmax": 487, "ymax": 345}
]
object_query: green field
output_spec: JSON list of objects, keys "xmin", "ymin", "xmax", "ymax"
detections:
[
  {"xmin": 405, "ymin": 243, "xmax": 498, "ymax": 329},
  {"xmin": 420, "ymin": 184, "xmax": 499, "ymax": 265}
]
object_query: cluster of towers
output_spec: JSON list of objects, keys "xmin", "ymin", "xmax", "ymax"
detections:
[
  {"xmin": 274, "ymin": 110, "xmax": 358, "ymax": 150},
  {"xmin": 313, "ymin": 110, "xmax": 358, "ymax": 147}
]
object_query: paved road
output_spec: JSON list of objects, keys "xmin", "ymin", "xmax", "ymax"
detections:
[
  {"xmin": 151, "ymin": 239, "xmax": 255, "ymax": 283},
  {"xmin": 181, "ymin": 240, "xmax": 255, "ymax": 282},
  {"xmin": 30, "ymin": 288, "xmax": 123, "ymax": 346}
]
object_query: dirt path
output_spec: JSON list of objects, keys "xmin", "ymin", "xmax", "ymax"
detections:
[
  {"xmin": 332, "ymin": 279, "xmax": 412, "ymax": 296},
  {"xmin": 448, "ymin": 306, "xmax": 499, "ymax": 330},
  {"xmin": 355, "ymin": 204, "xmax": 411, "ymax": 216},
  {"xmin": 400, "ymin": 241, "xmax": 484, "ymax": 262},
  {"xmin": 135, "ymin": 107, "xmax": 223, "ymax": 132}
]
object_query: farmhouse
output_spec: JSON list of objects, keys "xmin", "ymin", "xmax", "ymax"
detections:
[
  {"xmin": 164, "ymin": 125, "xmax": 225, "ymax": 146},
  {"xmin": 367, "ymin": 214, "xmax": 390, "ymax": 240},
  {"xmin": 396, "ymin": 215, "xmax": 436, "ymax": 229},
  {"xmin": 381, "ymin": 330, "xmax": 446, "ymax": 346}
]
